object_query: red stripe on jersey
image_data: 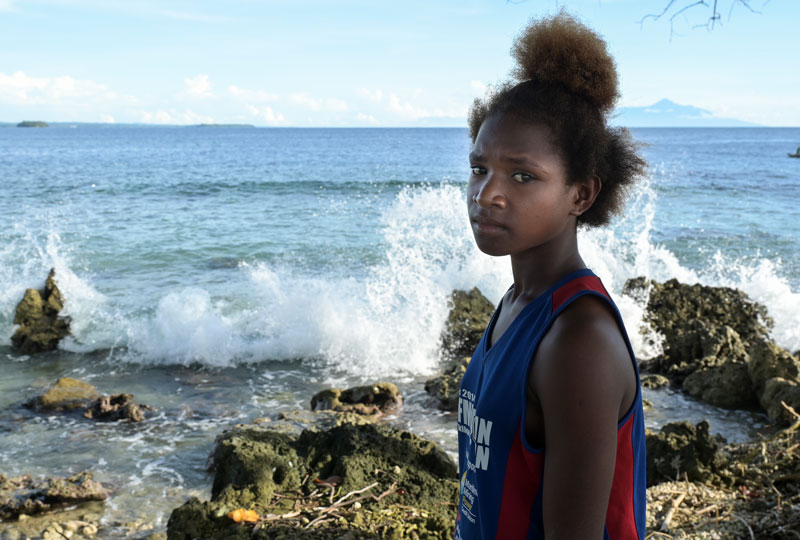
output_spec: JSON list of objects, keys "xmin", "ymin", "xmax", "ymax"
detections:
[
  {"xmin": 495, "ymin": 425, "xmax": 543, "ymax": 539},
  {"xmin": 552, "ymin": 276, "xmax": 608, "ymax": 314},
  {"xmin": 605, "ymin": 414, "xmax": 638, "ymax": 539}
]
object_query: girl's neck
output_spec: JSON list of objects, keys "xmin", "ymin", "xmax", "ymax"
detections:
[{"xmin": 509, "ymin": 232, "xmax": 585, "ymax": 302}]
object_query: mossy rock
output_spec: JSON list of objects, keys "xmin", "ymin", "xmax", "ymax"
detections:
[
  {"xmin": 424, "ymin": 357, "xmax": 470, "ymax": 411},
  {"xmin": 623, "ymin": 278, "xmax": 770, "ymax": 379},
  {"xmin": 645, "ymin": 420, "xmax": 727, "ymax": 487},
  {"xmin": 440, "ymin": 288, "xmax": 493, "ymax": 359},
  {"xmin": 11, "ymin": 268, "xmax": 71, "ymax": 354},
  {"xmin": 0, "ymin": 472, "xmax": 108, "ymax": 520},
  {"xmin": 682, "ymin": 361, "xmax": 758, "ymax": 409},
  {"xmin": 623, "ymin": 278, "xmax": 772, "ymax": 347},
  {"xmin": 25, "ymin": 377, "xmax": 100, "ymax": 411},
  {"xmin": 641, "ymin": 374, "xmax": 670, "ymax": 390},
  {"xmin": 760, "ymin": 378, "xmax": 800, "ymax": 426},
  {"xmin": 168, "ymin": 422, "xmax": 458, "ymax": 540},
  {"xmin": 310, "ymin": 383, "xmax": 402, "ymax": 416}
]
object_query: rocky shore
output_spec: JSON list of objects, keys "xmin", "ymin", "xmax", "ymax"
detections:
[{"xmin": 3, "ymin": 274, "xmax": 800, "ymax": 539}]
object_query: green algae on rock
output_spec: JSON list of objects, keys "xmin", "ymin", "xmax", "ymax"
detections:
[
  {"xmin": 25, "ymin": 377, "xmax": 100, "ymax": 412},
  {"xmin": 645, "ymin": 420, "xmax": 727, "ymax": 487},
  {"xmin": 310, "ymin": 383, "xmax": 402, "ymax": 416},
  {"xmin": 424, "ymin": 357, "xmax": 470, "ymax": 411},
  {"xmin": 440, "ymin": 288, "xmax": 494, "ymax": 359},
  {"xmin": 0, "ymin": 472, "xmax": 108, "ymax": 520},
  {"xmin": 11, "ymin": 268, "xmax": 71, "ymax": 354},
  {"xmin": 682, "ymin": 360, "xmax": 758, "ymax": 409},
  {"xmin": 624, "ymin": 277, "xmax": 800, "ymax": 424},
  {"xmin": 167, "ymin": 421, "xmax": 458, "ymax": 540}
]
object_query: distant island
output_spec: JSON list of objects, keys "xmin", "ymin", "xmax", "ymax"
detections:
[
  {"xmin": 17, "ymin": 121, "xmax": 49, "ymax": 128},
  {"xmin": 193, "ymin": 123, "xmax": 255, "ymax": 128},
  {"xmin": 613, "ymin": 99, "xmax": 758, "ymax": 128}
]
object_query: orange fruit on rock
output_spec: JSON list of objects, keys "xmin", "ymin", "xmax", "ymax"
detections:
[{"xmin": 227, "ymin": 508, "xmax": 260, "ymax": 523}]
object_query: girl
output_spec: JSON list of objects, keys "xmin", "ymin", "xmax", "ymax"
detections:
[{"xmin": 456, "ymin": 12, "xmax": 647, "ymax": 540}]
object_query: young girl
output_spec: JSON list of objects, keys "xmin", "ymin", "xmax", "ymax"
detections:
[{"xmin": 456, "ymin": 12, "xmax": 647, "ymax": 540}]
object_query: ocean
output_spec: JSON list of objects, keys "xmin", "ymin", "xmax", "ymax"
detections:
[{"xmin": 1, "ymin": 125, "xmax": 799, "ymax": 536}]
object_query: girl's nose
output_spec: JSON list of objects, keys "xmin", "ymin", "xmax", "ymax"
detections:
[{"xmin": 473, "ymin": 173, "xmax": 507, "ymax": 209}]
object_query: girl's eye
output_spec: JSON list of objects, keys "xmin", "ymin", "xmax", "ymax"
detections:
[
  {"xmin": 512, "ymin": 172, "xmax": 534, "ymax": 183},
  {"xmin": 470, "ymin": 166, "xmax": 485, "ymax": 176}
]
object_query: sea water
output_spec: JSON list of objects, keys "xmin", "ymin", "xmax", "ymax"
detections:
[{"xmin": 0, "ymin": 126, "xmax": 798, "ymax": 535}]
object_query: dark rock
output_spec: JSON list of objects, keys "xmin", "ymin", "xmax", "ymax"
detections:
[
  {"xmin": 623, "ymin": 278, "xmax": 771, "ymax": 373},
  {"xmin": 83, "ymin": 394, "xmax": 154, "ymax": 422},
  {"xmin": 682, "ymin": 362, "xmax": 758, "ymax": 409},
  {"xmin": 641, "ymin": 374, "xmax": 670, "ymax": 389},
  {"xmin": 747, "ymin": 339, "xmax": 800, "ymax": 426},
  {"xmin": 25, "ymin": 378, "xmax": 99, "ymax": 412},
  {"xmin": 11, "ymin": 269, "xmax": 71, "ymax": 354},
  {"xmin": 759, "ymin": 378, "xmax": 800, "ymax": 426},
  {"xmin": 310, "ymin": 383, "xmax": 402, "ymax": 416},
  {"xmin": 0, "ymin": 472, "xmax": 108, "ymax": 520},
  {"xmin": 748, "ymin": 339, "xmax": 800, "ymax": 394},
  {"xmin": 622, "ymin": 277, "xmax": 796, "ymax": 419},
  {"xmin": 167, "ymin": 421, "xmax": 458, "ymax": 540},
  {"xmin": 645, "ymin": 420, "xmax": 726, "ymax": 487},
  {"xmin": 440, "ymin": 288, "xmax": 494, "ymax": 359},
  {"xmin": 424, "ymin": 357, "xmax": 470, "ymax": 411}
]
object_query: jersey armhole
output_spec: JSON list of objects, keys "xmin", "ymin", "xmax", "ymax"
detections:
[{"xmin": 519, "ymin": 289, "xmax": 641, "ymax": 455}]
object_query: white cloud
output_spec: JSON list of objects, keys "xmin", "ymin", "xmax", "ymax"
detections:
[
  {"xmin": 100, "ymin": 114, "xmax": 115, "ymax": 123},
  {"xmin": 245, "ymin": 104, "xmax": 285, "ymax": 124},
  {"xmin": 228, "ymin": 85, "xmax": 279, "ymax": 102},
  {"xmin": 0, "ymin": 0, "xmax": 16, "ymax": 11},
  {"xmin": 289, "ymin": 92, "xmax": 348, "ymax": 112},
  {"xmin": 140, "ymin": 108, "xmax": 214, "ymax": 125},
  {"xmin": 357, "ymin": 88, "xmax": 383, "ymax": 102},
  {"xmin": 356, "ymin": 112, "xmax": 378, "ymax": 124},
  {"xmin": 0, "ymin": 71, "xmax": 128, "ymax": 105},
  {"xmin": 182, "ymin": 74, "xmax": 214, "ymax": 99},
  {"xmin": 470, "ymin": 80, "xmax": 487, "ymax": 95},
  {"xmin": 388, "ymin": 93, "xmax": 430, "ymax": 120}
]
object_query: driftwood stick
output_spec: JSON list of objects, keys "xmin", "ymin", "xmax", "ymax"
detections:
[
  {"xmin": 694, "ymin": 504, "xmax": 718, "ymax": 516},
  {"xmin": 781, "ymin": 401, "xmax": 800, "ymax": 432},
  {"xmin": 331, "ymin": 481, "xmax": 379, "ymax": 507},
  {"xmin": 660, "ymin": 492, "xmax": 687, "ymax": 532}
]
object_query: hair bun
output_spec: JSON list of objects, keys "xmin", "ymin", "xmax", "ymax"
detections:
[{"xmin": 511, "ymin": 10, "xmax": 619, "ymax": 113}]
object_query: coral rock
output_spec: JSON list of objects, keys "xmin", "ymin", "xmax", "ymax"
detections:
[
  {"xmin": 440, "ymin": 288, "xmax": 494, "ymax": 359},
  {"xmin": 11, "ymin": 268, "xmax": 71, "ymax": 354},
  {"xmin": 645, "ymin": 420, "xmax": 726, "ymax": 487},
  {"xmin": 0, "ymin": 472, "xmax": 108, "ymax": 520},
  {"xmin": 424, "ymin": 357, "xmax": 470, "ymax": 411},
  {"xmin": 83, "ymin": 394, "xmax": 153, "ymax": 422},
  {"xmin": 310, "ymin": 382, "xmax": 402, "ymax": 416},
  {"xmin": 25, "ymin": 378, "xmax": 100, "ymax": 412}
]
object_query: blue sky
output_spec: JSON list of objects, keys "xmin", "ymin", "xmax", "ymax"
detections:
[{"xmin": 1, "ymin": 0, "xmax": 797, "ymax": 126}]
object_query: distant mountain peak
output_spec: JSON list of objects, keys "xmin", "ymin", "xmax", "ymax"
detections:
[{"xmin": 613, "ymin": 99, "xmax": 757, "ymax": 127}]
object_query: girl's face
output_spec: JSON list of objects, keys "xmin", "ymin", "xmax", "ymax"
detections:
[{"xmin": 467, "ymin": 113, "xmax": 581, "ymax": 258}]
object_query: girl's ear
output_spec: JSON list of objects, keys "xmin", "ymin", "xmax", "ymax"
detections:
[{"xmin": 570, "ymin": 174, "xmax": 602, "ymax": 217}]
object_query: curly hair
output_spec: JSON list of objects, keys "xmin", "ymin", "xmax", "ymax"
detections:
[{"xmin": 468, "ymin": 11, "xmax": 647, "ymax": 227}]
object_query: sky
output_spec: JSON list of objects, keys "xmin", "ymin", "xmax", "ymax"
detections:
[{"xmin": 1, "ymin": 0, "xmax": 797, "ymax": 127}]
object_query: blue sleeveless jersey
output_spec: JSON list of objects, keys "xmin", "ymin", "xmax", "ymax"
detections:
[{"xmin": 455, "ymin": 269, "xmax": 646, "ymax": 540}]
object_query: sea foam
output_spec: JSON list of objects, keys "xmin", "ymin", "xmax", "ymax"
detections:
[{"xmin": 2, "ymin": 181, "xmax": 798, "ymax": 371}]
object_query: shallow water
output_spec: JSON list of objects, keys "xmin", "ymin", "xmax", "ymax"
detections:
[{"xmin": 1, "ymin": 126, "xmax": 798, "ymax": 537}]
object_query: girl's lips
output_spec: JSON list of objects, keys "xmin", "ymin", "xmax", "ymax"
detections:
[{"xmin": 472, "ymin": 217, "xmax": 507, "ymax": 233}]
